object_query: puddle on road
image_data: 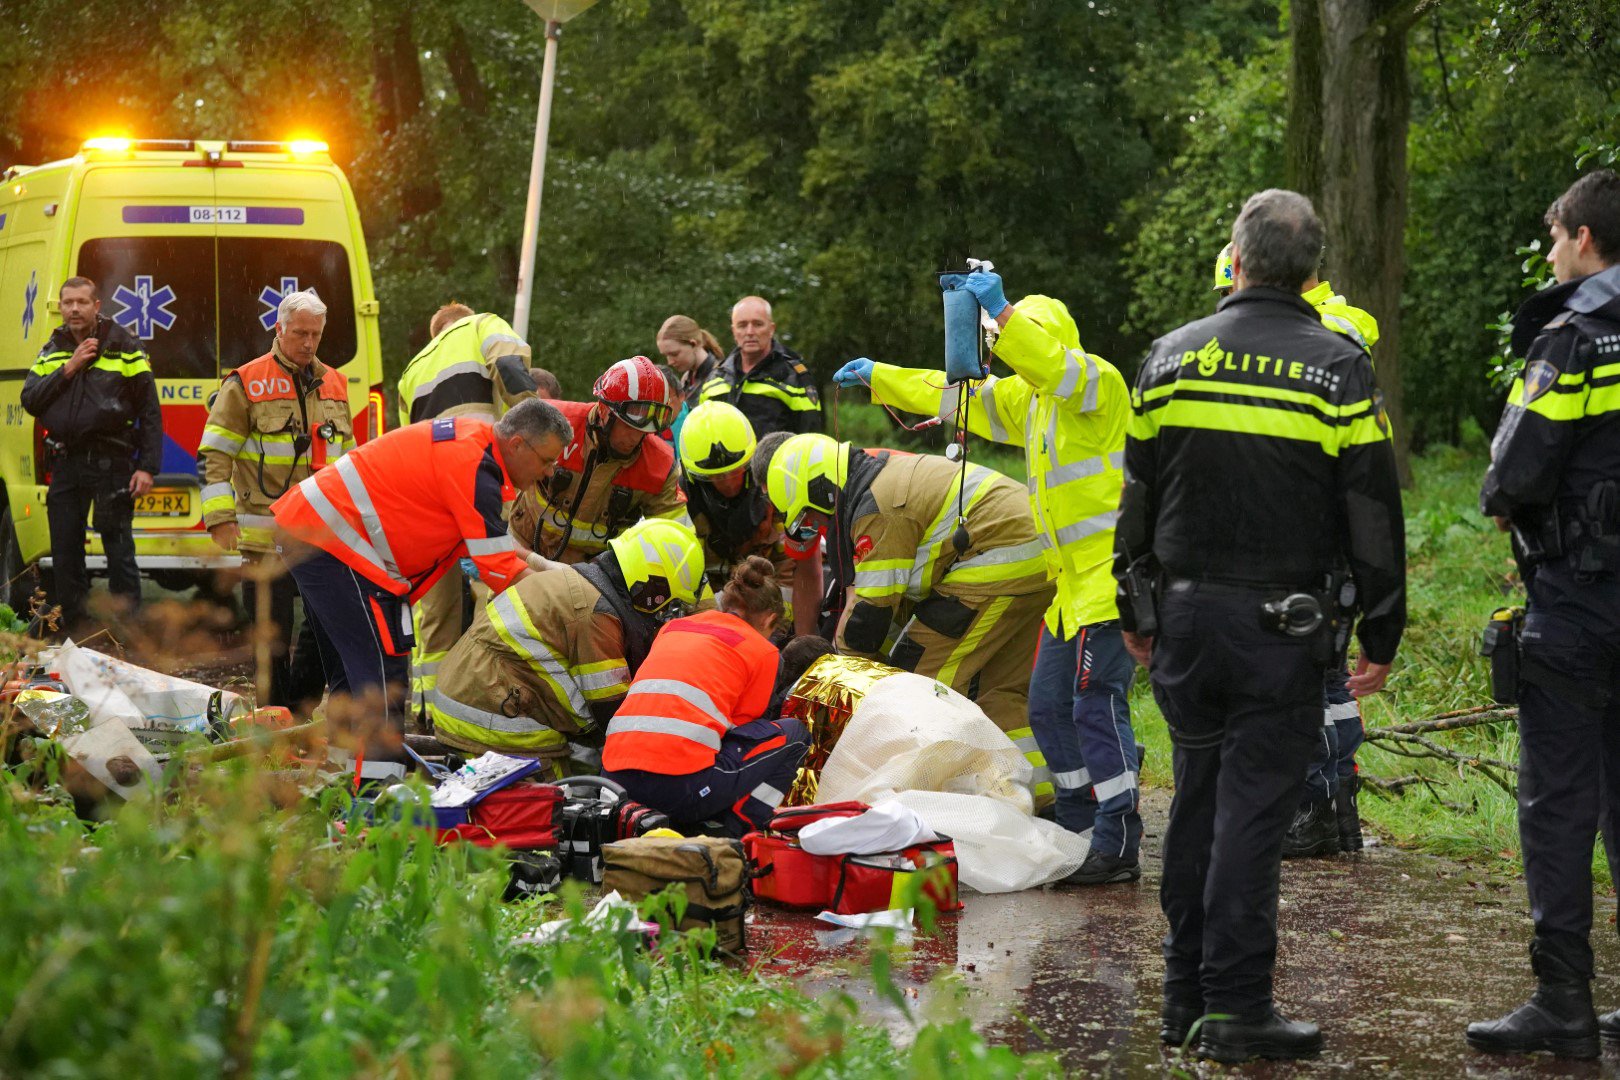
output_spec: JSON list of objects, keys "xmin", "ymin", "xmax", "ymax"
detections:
[{"xmin": 750, "ymin": 792, "xmax": 1620, "ymax": 1077}]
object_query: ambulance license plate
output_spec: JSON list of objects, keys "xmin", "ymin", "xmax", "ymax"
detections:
[{"xmin": 135, "ymin": 489, "xmax": 192, "ymax": 517}]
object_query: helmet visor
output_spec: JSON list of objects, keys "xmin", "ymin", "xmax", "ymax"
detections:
[
  {"xmin": 609, "ymin": 399, "xmax": 673, "ymax": 433},
  {"xmin": 786, "ymin": 508, "xmax": 821, "ymax": 544}
]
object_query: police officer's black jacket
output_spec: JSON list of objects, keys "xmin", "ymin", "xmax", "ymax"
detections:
[
  {"xmin": 1114, "ymin": 286, "xmax": 1407, "ymax": 665},
  {"xmin": 1481, "ymin": 265, "xmax": 1620, "ymax": 527},
  {"xmin": 701, "ymin": 341, "xmax": 822, "ymax": 437},
  {"xmin": 21, "ymin": 316, "xmax": 162, "ymax": 469}
]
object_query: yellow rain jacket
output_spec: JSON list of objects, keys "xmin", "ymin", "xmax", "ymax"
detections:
[{"xmin": 868, "ymin": 295, "xmax": 1129, "ymax": 638}]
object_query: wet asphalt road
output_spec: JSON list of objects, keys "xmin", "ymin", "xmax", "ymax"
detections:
[{"xmin": 752, "ymin": 789, "xmax": 1620, "ymax": 1077}]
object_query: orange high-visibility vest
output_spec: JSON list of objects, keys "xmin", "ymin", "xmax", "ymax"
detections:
[
  {"xmin": 234, "ymin": 351, "xmax": 350, "ymax": 467},
  {"xmin": 271, "ymin": 415, "xmax": 527, "ymax": 602},
  {"xmin": 603, "ymin": 609, "xmax": 778, "ymax": 774}
]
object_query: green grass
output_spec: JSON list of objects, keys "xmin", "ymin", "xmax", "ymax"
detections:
[{"xmin": 1131, "ymin": 427, "xmax": 1559, "ymax": 874}]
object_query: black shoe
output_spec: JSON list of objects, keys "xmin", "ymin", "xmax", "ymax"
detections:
[
  {"xmin": 1597, "ymin": 1007, "xmax": 1620, "ymax": 1045},
  {"xmin": 1466, "ymin": 942, "xmax": 1599, "ymax": 1059},
  {"xmin": 1198, "ymin": 1010, "xmax": 1323, "ymax": 1063},
  {"xmin": 1335, "ymin": 774, "xmax": 1363, "ymax": 851},
  {"xmin": 1058, "ymin": 849, "xmax": 1141, "ymax": 886},
  {"xmin": 1161, "ymin": 1003, "xmax": 1203, "ymax": 1047},
  {"xmin": 1281, "ymin": 799, "xmax": 1339, "ymax": 859}
]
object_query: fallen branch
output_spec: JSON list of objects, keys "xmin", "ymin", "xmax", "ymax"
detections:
[
  {"xmin": 1371, "ymin": 704, "xmax": 1517, "ymax": 737},
  {"xmin": 1365, "ymin": 728, "xmax": 1518, "ymax": 797}
]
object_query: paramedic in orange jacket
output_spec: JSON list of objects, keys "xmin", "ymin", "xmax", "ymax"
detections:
[
  {"xmin": 603, "ymin": 556, "xmax": 809, "ymax": 836},
  {"xmin": 272, "ymin": 399, "xmax": 571, "ymax": 780}
]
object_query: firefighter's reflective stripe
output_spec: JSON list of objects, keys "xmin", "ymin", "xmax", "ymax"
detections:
[
  {"xmin": 571, "ymin": 659, "xmax": 630, "ymax": 701},
  {"xmin": 1011, "ymin": 727, "xmax": 1055, "ymax": 800},
  {"xmin": 411, "ymin": 360, "xmax": 489, "ymax": 408},
  {"xmin": 201, "ymin": 482, "xmax": 235, "ymax": 517},
  {"xmin": 466, "ymin": 535, "xmax": 517, "ymax": 557},
  {"xmin": 487, "ymin": 589, "xmax": 588, "ymax": 719},
  {"xmin": 937, "ymin": 594, "xmax": 1014, "ymax": 685},
  {"xmin": 426, "ymin": 688, "xmax": 568, "ymax": 744},
  {"xmin": 852, "ymin": 558, "xmax": 912, "ymax": 598},
  {"xmin": 1052, "ymin": 765, "xmax": 1091, "ymax": 790},
  {"xmin": 905, "ymin": 464, "xmax": 997, "ymax": 600},
  {"xmin": 944, "ymin": 538, "xmax": 1049, "ymax": 588},
  {"xmin": 200, "ymin": 426, "xmax": 246, "ymax": 454}
]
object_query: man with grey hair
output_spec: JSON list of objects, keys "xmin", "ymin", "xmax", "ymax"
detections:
[
  {"xmin": 699, "ymin": 294, "xmax": 822, "ymax": 438},
  {"xmin": 272, "ymin": 397, "xmax": 569, "ymax": 784},
  {"xmin": 1113, "ymin": 188, "xmax": 1406, "ymax": 1063},
  {"xmin": 200, "ymin": 288, "xmax": 347, "ymax": 716}
]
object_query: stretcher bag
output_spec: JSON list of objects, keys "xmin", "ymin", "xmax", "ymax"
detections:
[
  {"xmin": 436, "ymin": 781, "xmax": 565, "ymax": 850},
  {"xmin": 744, "ymin": 801, "xmax": 870, "ymax": 909},
  {"xmin": 601, "ymin": 836, "xmax": 751, "ymax": 954},
  {"xmin": 830, "ymin": 840, "xmax": 961, "ymax": 916}
]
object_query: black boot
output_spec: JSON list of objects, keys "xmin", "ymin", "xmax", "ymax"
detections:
[
  {"xmin": 1281, "ymin": 799, "xmax": 1339, "ymax": 859},
  {"xmin": 1057, "ymin": 849, "xmax": 1141, "ymax": 886},
  {"xmin": 1598, "ymin": 1007, "xmax": 1620, "ymax": 1045},
  {"xmin": 1198, "ymin": 1009, "xmax": 1322, "ymax": 1063},
  {"xmin": 1466, "ymin": 941, "xmax": 1599, "ymax": 1059},
  {"xmin": 1160, "ymin": 1002, "xmax": 1203, "ymax": 1047},
  {"xmin": 1335, "ymin": 773, "xmax": 1363, "ymax": 851}
]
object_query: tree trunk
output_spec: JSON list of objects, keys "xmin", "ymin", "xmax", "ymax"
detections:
[
  {"xmin": 1285, "ymin": 0, "xmax": 1324, "ymax": 202},
  {"xmin": 1317, "ymin": 0, "xmax": 1414, "ymax": 484},
  {"xmin": 371, "ymin": 2, "xmax": 441, "ymax": 219}
]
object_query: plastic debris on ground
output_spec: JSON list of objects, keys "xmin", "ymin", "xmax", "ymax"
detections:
[
  {"xmin": 797, "ymin": 799, "xmax": 938, "ymax": 855},
  {"xmin": 780, "ymin": 653, "xmax": 904, "ymax": 805},
  {"xmin": 513, "ymin": 890, "xmax": 660, "ymax": 947},
  {"xmin": 816, "ymin": 673, "xmax": 1087, "ymax": 892},
  {"xmin": 41, "ymin": 639, "xmax": 248, "ymax": 750}
]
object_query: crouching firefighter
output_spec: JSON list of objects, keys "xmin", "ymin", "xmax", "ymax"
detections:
[
  {"xmin": 429, "ymin": 518, "xmax": 706, "ymax": 770},
  {"xmin": 837, "ymin": 277, "xmax": 1144, "ymax": 883},
  {"xmin": 1468, "ymin": 170, "xmax": 1620, "ymax": 1061},
  {"xmin": 762, "ymin": 433, "xmax": 1056, "ymax": 803},
  {"xmin": 678, "ymin": 400, "xmax": 822, "ymax": 637},
  {"xmin": 603, "ymin": 555, "xmax": 810, "ymax": 837},
  {"xmin": 510, "ymin": 356, "xmax": 690, "ymax": 565}
]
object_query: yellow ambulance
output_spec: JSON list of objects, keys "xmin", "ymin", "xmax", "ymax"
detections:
[{"xmin": 0, "ymin": 137, "xmax": 385, "ymax": 604}]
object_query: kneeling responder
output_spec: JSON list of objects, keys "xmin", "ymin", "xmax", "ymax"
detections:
[
  {"xmin": 510, "ymin": 356, "xmax": 690, "ymax": 564},
  {"xmin": 397, "ymin": 303, "xmax": 539, "ymax": 721},
  {"xmin": 761, "ymin": 433, "xmax": 1055, "ymax": 800},
  {"xmin": 430, "ymin": 518, "xmax": 705, "ymax": 769},
  {"xmin": 678, "ymin": 401, "xmax": 822, "ymax": 637},
  {"xmin": 200, "ymin": 288, "xmax": 347, "ymax": 717},
  {"xmin": 1214, "ymin": 244, "xmax": 1380, "ymax": 858},
  {"xmin": 272, "ymin": 399, "xmax": 571, "ymax": 782},
  {"xmin": 603, "ymin": 556, "xmax": 810, "ymax": 837},
  {"xmin": 834, "ymin": 273, "xmax": 1141, "ymax": 884}
]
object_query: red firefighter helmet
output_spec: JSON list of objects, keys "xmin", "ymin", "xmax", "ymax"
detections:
[{"xmin": 592, "ymin": 356, "xmax": 676, "ymax": 433}]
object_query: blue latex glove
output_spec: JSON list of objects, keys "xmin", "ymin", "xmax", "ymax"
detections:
[
  {"xmin": 833, "ymin": 358, "xmax": 876, "ymax": 388},
  {"xmin": 962, "ymin": 270, "xmax": 1009, "ymax": 318},
  {"xmin": 459, "ymin": 557, "xmax": 482, "ymax": 582}
]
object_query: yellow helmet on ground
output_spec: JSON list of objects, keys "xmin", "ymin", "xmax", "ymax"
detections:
[
  {"xmin": 678, "ymin": 401, "xmax": 756, "ymax": 479},
  {"xmin": 1212, "ymin": 243, "xmax": 1235, "ymax": 293},
  {"xmin": 765, "ymin": 433, "xmax": 849, "ymax": 532},
  {"xmin": 607, "ymin": 518, "xmax": 705, "ymax": 615}
]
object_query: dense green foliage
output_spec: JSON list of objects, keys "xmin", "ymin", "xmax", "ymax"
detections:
[
  {"xmin": 5, "ymin": 0, "xmax": 1614, "ymax": 434},
  {"xmin": 0, "ymin": 763, "xmax": 1055, "ymax": 1077}
]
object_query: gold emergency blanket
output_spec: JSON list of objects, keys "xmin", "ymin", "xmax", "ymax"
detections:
[{"xmin": 781, "ymin": 653, "xmax": 901, "ymax": 806}]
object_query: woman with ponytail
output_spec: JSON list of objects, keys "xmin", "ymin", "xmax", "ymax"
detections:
[
  {"xmin": 656, "ymin": 314, "xmax": 724, "ymax": 444},
  {"xmin": 604, "ymin": 555, "xmax": 810, "ymax": 836}
]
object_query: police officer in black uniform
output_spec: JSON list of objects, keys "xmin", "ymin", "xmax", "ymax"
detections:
[
  {"xmin": 22, "ymin": 276, "xmax": 161, "ymax": 634},
  {"xmin": 1467, "ymin": 170, "xmax": 1620, "ymax": 1061},
  {"xmin": 1115, "ymin": 189, "xmax": 1406, "ymax": 1064}
]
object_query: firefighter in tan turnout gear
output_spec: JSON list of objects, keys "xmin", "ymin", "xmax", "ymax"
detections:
[
  {"xmin": 429, "ymin": 518, "xmax": 706, "ymax": 768},
  {"xmin": 508, "ymin": 356, "xmax": 690, "ymax": 565},
  {"xmin": 761, "ymin": 432, "xmax": 1056, "ymax": 802},
  {"xmin": 200, "ymin": 289, "xmax": 353, "ymax": 715}
]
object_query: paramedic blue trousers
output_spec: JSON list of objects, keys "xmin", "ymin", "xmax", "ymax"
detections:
[
  {"xmin": 1028, "ymin": 620, "xmax": 1143, "ymax": 859},
  {"xmin": 605, "ymin": 716, "xmax": 810, "ymax": 838}
]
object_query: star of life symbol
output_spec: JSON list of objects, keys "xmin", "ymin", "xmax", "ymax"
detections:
[
  {"xmin": 259, "ymin": 276, "xmax": 312, "ymax": 331},
  {"xmin": 111, "ymin": 275, "xmax": 178, "ymax": 340},
  {"xmin": 21, "ymin": 269, "xmax": 37, "ymax": 339}
]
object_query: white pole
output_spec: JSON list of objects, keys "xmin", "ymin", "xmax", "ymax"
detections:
[{"xmin": 512, "ymin": 19, "xmax": 561, "ymax": 342}]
